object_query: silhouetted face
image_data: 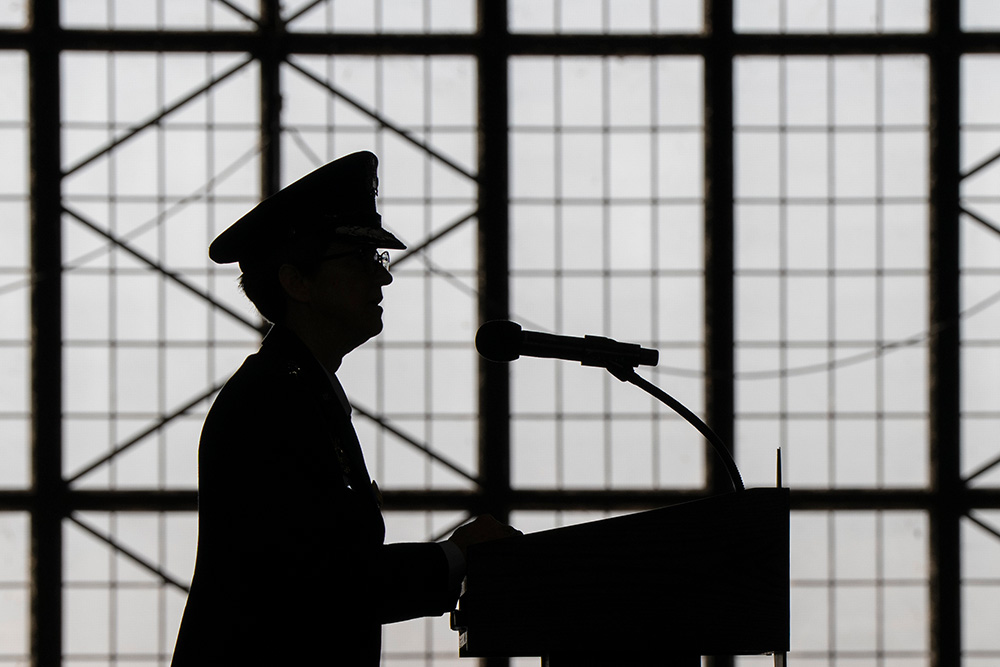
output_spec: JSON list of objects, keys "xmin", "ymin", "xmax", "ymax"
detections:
[{"xmin": 304, "ymin": 241, "xmax": 394, "ymax": 353}]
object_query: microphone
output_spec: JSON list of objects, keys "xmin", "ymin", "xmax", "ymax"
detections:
[{"xmin": 476, "ymin": 320, "xmax": 658, "ymax": 369}]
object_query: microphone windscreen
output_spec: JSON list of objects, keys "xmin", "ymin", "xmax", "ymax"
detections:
[{"xmin": 475, "ymin": 320, "xmax": 523, "ymax": 362}]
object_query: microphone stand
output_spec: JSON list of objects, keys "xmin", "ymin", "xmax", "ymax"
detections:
[{"xmin": 604, "ymin": 361, "xmax": 745, "ymax": 493}]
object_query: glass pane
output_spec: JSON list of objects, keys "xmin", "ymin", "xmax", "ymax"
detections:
[
  {"xmin": 510, "ymin": 0, "xmax": 703, "ymax": 34},
  {"xmin": 964, "ymin": 0, "xmax": 1000, "ymax": 32},
  {"xmin": 0, "ymin": 1, "xmax": 25, "ymax": 27},
  {"xmin": 0, "ymin": 514, "xmax": 28, "ymax": 660},
  {"xmin": 735, "ymin": 0, "xmax": 929, "ymax": 34},
  {"xmin": 960, "ymin": 55, "xmax": 1000, "ymax": 490},
  {"xmin": 734, "ymin": 56, "xmax": 930, "ymax": 490},
  {"xmin": 282, "ymin": 55, "xmax": 480, "ymax": 492},
  {"xmin": 510, "ymin": 56, "xmax": 705, "ymax": 490},
  {"xmin": 61, "ymin": 0, "xmax": 257, "ymax": 30},
  {"xmin": 60, "ymin": 51, "xmax": 264, "ymax": 490},
  {"xmin": 962, "ymin": 513, "xmax": 1000, "ymax": 661},
  {"xmin": 0, "ymin": 52, "xmax": 28, "ymax": 489},
  {"xmin": 64, "ymin": 513, "xmax": 196, "ymax": 662},
  {"xmin": 286, "ymin": 0, "xmax": 476, "ymax": 34},
  {"xmin": 785, "ymin": 511, "xmax": 929, "ymax": 662}
]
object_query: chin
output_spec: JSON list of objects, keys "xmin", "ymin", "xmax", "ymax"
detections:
[{"xmin": 361, "ymin": 318, "xmax": 384, "ymax": 342}]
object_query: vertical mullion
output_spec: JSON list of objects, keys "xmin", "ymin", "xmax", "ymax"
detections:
[
  {"xmin": 703, "ymin": 0, "xmax": 735, "ymax": 664},
  {"xmin": 601, "ymin": 55, "xmax": 612, "ymax": 489},
  {"xmin": 703, "ymin": 0, "xmax": 736, "ymax": 496},
  {"xmin": 553, "ymin": 55, "xmax": 566, "ymax": 496},
  {"xmin": 424, "ymin": 57, "xmax": 434, "ymax": 492},
  {"xmin": 259, "ymin": 0, "xmax": 283, "ymax": 199},
  {"xmin": 825, "ymin": 55, "xmax": 838, "ymax": 667},
  {"xmin": 476, "ymin": 0, "xmax": 511, "ymax": 551},
  {"xmin": 873, "ymin": 53, "xmax": 888, "ymax": 662},
  {"xmin": 477, "ymin": 7, "xmax": 511, "ymax": 666},
  {"xmin": 28, "ymin": 1, "xmax": 64, "ymax": 666},
  {"xmin": 777, "ymin": 55, "xmax": 789, "ymax": 483},
  {"xmin": 928, "ymin": 1, "xmax": 963, "ymax": 666},
  {"xmin": 650, "ymin": 56, "xmax": 661, "ymax": 488}
]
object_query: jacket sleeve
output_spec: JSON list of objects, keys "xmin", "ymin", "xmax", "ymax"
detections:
[{"xmin": 375, "ymin": 542, "xmax": 460, "ymax": 624}]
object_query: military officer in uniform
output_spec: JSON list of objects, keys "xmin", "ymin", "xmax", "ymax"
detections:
[{"xmin": 170, "ymin": 151, "xmax": 515, "ymax": 666}]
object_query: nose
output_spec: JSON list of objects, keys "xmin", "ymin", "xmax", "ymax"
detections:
[{"xmin": 376, "ymin": 264, "xmax": 393, "ymax": 286}]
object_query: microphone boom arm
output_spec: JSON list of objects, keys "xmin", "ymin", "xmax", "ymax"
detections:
[{"xmin": 605, "ymin": 362, "xmax": 745, "ymax": 493}]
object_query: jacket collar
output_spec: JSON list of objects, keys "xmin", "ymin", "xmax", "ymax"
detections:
[
  {"xmin": 259, "ymin": 324, "xmax": 352, "ymax": 415},
  {"xmin": 260, "ymin": 324, "xmax": 316, "ymax": 363}
]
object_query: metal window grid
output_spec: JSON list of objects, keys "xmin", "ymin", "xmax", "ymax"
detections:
[{"xmin": 0, "ymin": 1, "xmax": 997, "ymax": 666}]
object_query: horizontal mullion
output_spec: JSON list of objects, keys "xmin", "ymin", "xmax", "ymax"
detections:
[
  {"xmin": 4, "ymin": 488, "xmax": 1000, "ymax": 513},
  {"xmin": 4, "ymin": 29, "xmax": 1000, "ymax": 57},
  {"xmin": 735, "ymin": 268, "xmax": 928, "ymax": 277},
  {"xmin": 736, "ymin": 410, "xmax": 928, "ymax": 419}
]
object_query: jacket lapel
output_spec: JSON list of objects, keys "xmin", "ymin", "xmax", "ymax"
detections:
[{"xmin": 260, "ymin": 325, "xmax": 380, "ymax": 508}]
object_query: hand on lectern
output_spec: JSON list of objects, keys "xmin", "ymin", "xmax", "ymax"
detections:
[{"xmin": 448, "ymin": 515, "xmax": 522, "ymax": 559}]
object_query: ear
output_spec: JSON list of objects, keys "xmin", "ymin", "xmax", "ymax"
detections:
[{"xmin": 277, "ymin": 263, "xmax": 312, "ymax": 304}]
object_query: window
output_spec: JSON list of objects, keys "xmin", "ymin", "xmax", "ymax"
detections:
[{"xmin": 2, "ymin": 2, "xmax": 998, "ymax": 665}]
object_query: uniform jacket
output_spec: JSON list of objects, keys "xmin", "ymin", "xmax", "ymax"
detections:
[{"xmin": 171, "ymin": 325, "xmax": 456, "ymax": 666}]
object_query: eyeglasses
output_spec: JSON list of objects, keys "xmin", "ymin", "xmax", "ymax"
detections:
[{"xmin": 321, "ymin": 247, "xmax": 391, "ymax": 271}]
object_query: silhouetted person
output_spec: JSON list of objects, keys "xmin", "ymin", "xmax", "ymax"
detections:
[{"xmin": 170, "ymin": 151, "xmax": 515, "ymax": 666}]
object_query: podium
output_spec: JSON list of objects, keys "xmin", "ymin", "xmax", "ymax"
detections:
[{"xmin": 451, "ymin": 488, "xmax": 789, "ymax": 665}]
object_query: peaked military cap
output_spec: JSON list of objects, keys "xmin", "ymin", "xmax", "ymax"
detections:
[{"xmin": 209, "ymin": 151, "xmax": 406, "ymax": 264}]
